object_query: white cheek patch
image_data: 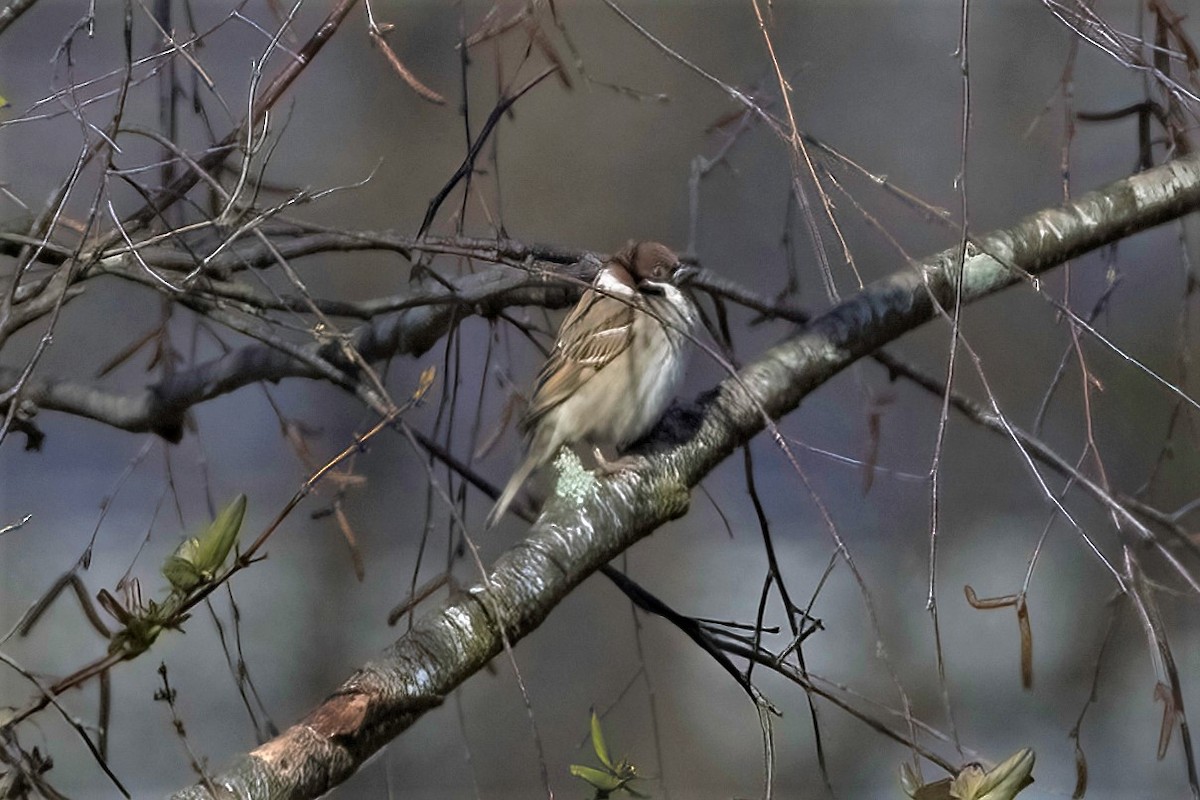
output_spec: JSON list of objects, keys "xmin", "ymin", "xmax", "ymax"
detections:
[
  {"xmin": 652, "ymin": 284, "xmax": 698, "ymax": 328},
  {"xmin": 596, "ymin": 268, "xmax": 636, "ymax": 296}
]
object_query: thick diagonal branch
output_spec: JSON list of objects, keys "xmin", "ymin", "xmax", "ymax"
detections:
[{"xmin": 168, "ymin": 154, "xmax": 1200, "ymax": 799}]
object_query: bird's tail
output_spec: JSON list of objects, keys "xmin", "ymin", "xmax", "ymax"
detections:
[{"xmin": 486, "ymin": 454, "xmax": 538, "ymax": 529}]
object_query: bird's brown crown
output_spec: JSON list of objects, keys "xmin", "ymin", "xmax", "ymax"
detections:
[{"xmin": 613, "ymin": 241, "xmax": 680, "ymax": 283}]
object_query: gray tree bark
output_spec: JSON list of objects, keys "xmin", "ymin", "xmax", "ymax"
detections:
[{"xmin": 166, "ymin": 153, "xmax": 1200, "ymax": 799}]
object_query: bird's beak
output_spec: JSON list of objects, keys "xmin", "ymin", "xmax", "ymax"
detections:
[{"xmin": 671, "ymin": 264, "xmax": 699, "ymax": 285}]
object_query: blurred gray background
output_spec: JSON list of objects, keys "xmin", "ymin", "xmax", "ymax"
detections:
[{"xmin": 2, "ymin": 0, "xmax": 1198, "ymax": 797}]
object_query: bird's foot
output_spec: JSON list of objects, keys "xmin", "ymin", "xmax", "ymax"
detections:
[{"xmin": 592, "ymin": 447, "xmax": 647, "ymax": 475}]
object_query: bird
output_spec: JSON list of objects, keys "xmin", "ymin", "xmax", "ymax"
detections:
[{"xmin": 486, "ymin": 241, "xmax": 699, "ymax": 528}]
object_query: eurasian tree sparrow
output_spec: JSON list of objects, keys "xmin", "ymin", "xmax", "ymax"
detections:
[{"xmin": 486, "ymin": 242, "xmax": 698, "ymax": 527}]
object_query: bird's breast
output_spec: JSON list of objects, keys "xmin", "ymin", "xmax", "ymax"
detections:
[{"xmin": 538, "ymin": 286, "xmax": 696, "ymax": 451}]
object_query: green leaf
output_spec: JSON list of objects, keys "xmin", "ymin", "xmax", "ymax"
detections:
[
  {"xmin": 108, "ymin": 617, "xmax": 163, "ymax": 657},
  {"xmin": 590, "ymin": 709, "xmax": 614, "ymax": 770},
  {"xmin": 906, "ymin": 749, "xmax": 1035, "ymax": 800},
  {"xmin": 162, "ymin": 547, "xmax": 205, "ymax": 591},
  {"xmin": 570, "ymin": 764, "xmax": 624, "ymax": 793},
  {"xmin": 163, "ymin": 494, "xmax": 246, "ymax": 591},
  {"xmin": 968, "ymin": 748, "xmax": 1035, "ymax": 800}
]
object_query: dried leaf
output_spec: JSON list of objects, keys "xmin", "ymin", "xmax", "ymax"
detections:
[
  {"xmin": 1072, "ymin": 738, "xmax": 1088, "ymax": 799},
  {"xmin": 368, "ymin": 29, "xmax": 446, "ymax": 105},
  {"xmin": 1017, "ymin": 596, "xmax": 1033, "ymax": 689}
]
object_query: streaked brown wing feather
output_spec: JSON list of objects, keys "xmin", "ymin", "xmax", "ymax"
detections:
[{"xmin": 521, "ymin": 291, "xmax": 636, "ymax": 431}]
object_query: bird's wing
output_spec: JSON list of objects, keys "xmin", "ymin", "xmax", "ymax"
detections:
[{"xmin": 521, "ymin": 290, "xmax": 637, "ymax": 431}]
